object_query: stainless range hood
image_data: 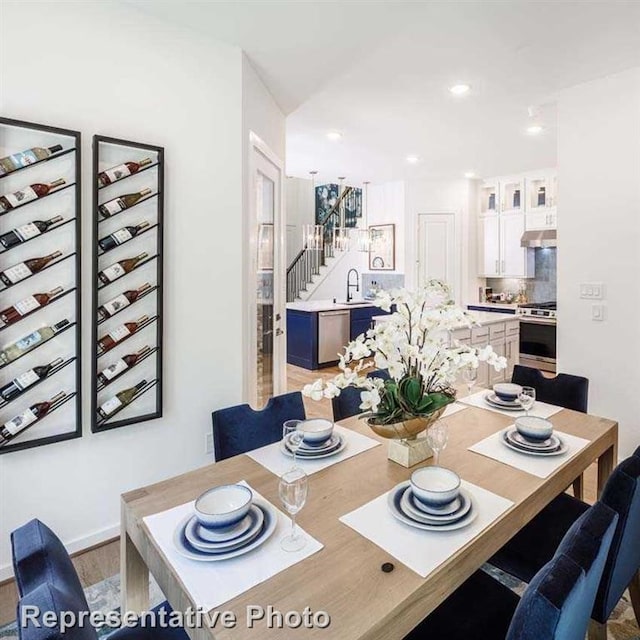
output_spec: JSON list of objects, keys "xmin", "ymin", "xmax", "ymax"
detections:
[{"xmin": 521, "ymin": 229, "xmax": 557, "ymax": 248}]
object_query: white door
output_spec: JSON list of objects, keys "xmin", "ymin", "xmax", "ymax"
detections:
[
  {"xmin": 247, "ymin": 133, "xmax": 286, "ymax": 408},
  {"xmin": 500, "ymin": 214, "xmax": 528, "ymax": 277},
  {"xmin": 478, "ymin": 215, "xmax": 500, "ymax": 277},
  {"xmin": 418, "ymin": 214, "xmax": 457, "ymax": 297}
]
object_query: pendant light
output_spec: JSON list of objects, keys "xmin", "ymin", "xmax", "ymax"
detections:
[
  {"xmin": 333, "ymin": 176, "xmax": 351, "ymax": 251},
  {"xmin": 351, "ymin": 181, "xmax": 371, "ymax": 252},
  {"xmin": 302, "ymin": 170, "xmax": 323, "ymax": 251}
]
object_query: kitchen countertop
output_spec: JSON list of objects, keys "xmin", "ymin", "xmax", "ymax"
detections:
[
  {"xmin": 287, "ymin": 300, "xmax": 379, "ymax": 312},
  {"xmin": 467, "ymin": 302, "xmax": 520, "ymax": 311},
  {"xmin": 372, "ymin": 310, "xmax": 518, "ymax": 328}
]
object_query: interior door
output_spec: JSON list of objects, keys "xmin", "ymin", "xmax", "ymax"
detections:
[
  {"xmin": 418, "ymin": 214, "xmax": 457, "ymax": 297},
  {"xmin": 248, "ymin": 133, "xmax": 285, "ymax": 408}
]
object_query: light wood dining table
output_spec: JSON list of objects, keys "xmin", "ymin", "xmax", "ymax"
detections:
[{"xmin": 121, "ymin": 404, "xmax": 617, "ymax": 640}]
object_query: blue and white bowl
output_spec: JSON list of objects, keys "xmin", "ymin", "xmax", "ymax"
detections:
[
  {"xmin": 493, "ymin": 383, "xmax": 522, "ymax": 402},
  {"xmin": 410, "ymin": 466, "xmax": 461, "ymax": 508},
  {"xmin": 515, "ymin": 416, "xmax": 554, "ymax": 442},
  {"xmin": 298, "ymin": 419, "xmax": 334, "ymax": 445},
  {"xmin": 194, "ymin": 484, "xmax": 252, "ymax": 529}
]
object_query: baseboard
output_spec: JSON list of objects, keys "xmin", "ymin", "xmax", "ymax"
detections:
[{"xmin": 0, "ymin": 523, "xmax": 120, "ymax": 582}]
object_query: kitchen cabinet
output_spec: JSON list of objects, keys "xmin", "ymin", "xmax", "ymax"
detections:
[
  {"xmin": 480, "ymin": 179, "xmax": 499, "ymax": 215},
  {"xmin": 499, "ymin": 175, "xmax": 525, "ymax": 214},
  {"xmin": 525, "ymin": 170, "xmax": 557, "ymax": 230},
  {"xmin": 478, "ymin": 213, "xmax": 534, "ymax": 278},
  {"xmin": 525, "ymin": 210, "xmax": 557, "ymax": 230}
]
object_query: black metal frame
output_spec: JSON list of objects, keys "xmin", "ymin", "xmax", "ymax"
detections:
[
  {"xmin": 0, "ymin": 117, "xmax": 82, "ymax": 454},
  {"xmin": 91, "ymin": 135, "xmax": 163, "ymax": 432}
]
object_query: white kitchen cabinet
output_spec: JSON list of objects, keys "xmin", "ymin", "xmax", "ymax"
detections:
[
  {"xmin": 525, "ymin": 210, "xmax": 557, "ymax": 230},
  {"xmin": 525, "ymin": 171, "xmax": 557, "ymax": 212},
  {"xmin": 478, "ymin": 213, "xmax": 534, "ymax": 278},
  {"xmin": 480, "ymin": 179, "xmax": 499, "ymax": 215},
  {"xmin": 499, "ymin": 175, "xmax": 525, "ymax": 214},
  {"xmin": 490, "ymin": 341, "xmax": 506, "ymax": 385},
  {"xmin": 505, "ymin": 334, "xmax": 519, "ymax": 380}
]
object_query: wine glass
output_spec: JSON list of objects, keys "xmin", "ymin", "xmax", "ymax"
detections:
[
  {"xmin": 278, "ymin": 467, "xmax": 308, "ymax": 552},
  {"xmin": 519, "ymin": 386, "xmax": 536, "ymax": 416},
  {"xmin": 427, "ymin": 422, "xmax": 449, "ymax": 466},
  {"xmin": 283, "ymin": 420, "xmax": 304, "ymax": 468},
  {"xmin": 462, "ymin": 366, "xmax": 478, "ymax": 396}
]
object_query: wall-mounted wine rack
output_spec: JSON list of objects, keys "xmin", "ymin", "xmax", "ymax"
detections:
[
  {"xmin": 91, "ymin": 136, "xmax": 163, "ymax": 432},
  {"xmin": 0, "ymin": 117, "xmax": 82, "ymax": 454}
]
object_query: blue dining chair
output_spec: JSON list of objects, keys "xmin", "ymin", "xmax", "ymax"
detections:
[
  {"xmin": 13, "ymin": 519, "xmax": 186, "ymax": 640},
  {"xmin": 511, "ymin": 364, "xmax": 589, "ymax": 498},
  {"xmin": 331, "ymin": 369, "xmax": 390, "ymax": 422},
  {"xmin": 211, "ymin": 391, "xmax": 305, "ymax": 461},
  {"xmin": 404, "ymin": 501, "xmax": 618, "ymax": 640},
  {"xmin": 489, "ymin": 452, "xmax": 640, "ymax": 639}
]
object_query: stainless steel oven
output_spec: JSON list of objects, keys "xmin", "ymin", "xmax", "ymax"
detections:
[{"xmin": 519, "ymin": 318, "xmax": 557, "ymax": 372}]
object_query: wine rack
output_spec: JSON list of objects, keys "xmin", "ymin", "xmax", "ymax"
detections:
[
  {"xmin": 92, "ymin": 136, "xmax": 163, "ymax": 432},
  {"xmin": 0, "ymin": 117, "xmax": 82, "ymax": 454}
]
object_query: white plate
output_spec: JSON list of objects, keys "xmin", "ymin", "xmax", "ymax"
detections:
[
  {"xmin": 194, "ymin": 513, "xmax": 253, "ymax": 542},
  {"xmin": 173, "ymin": 499, "xmax": 277, "ymax": 562},
  {"xmin": 485, "ymin": 393, "xmax": 524, "ymax": 411},
  {"xmin": 184, "ymin": 505, "xmax": 264, "ymax": 551},
  {"xmin": 412, "ymin": 494, "xmax": 462, "ymax": 516},
  {"xmin": 281, "ymin": 435, "xmax": 346, "ymax": 459},
  {"xmin": 387, "ymin": 482, "xmax": 478, "ymax": 532},
  {"xmin": 508, "ymin": 430, "xmax": 559, "ymax": 451},
  {"xmin": 501, "ymin": 429, "xmax": 568, "ymax": 457},
  {"xmin": 289, "ymin": 433, "xmax": 340, "ymax": 453},
  {"xmin": 401, "ymin": 486, "xmax": 472, "ymax": 524}
]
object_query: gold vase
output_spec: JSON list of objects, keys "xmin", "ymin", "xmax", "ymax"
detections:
[{"xmin": 366, "ymin": 406, "xmax": 447, "ymax": 440}]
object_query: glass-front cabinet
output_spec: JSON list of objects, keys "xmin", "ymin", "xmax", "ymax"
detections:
[{"xmin": 525, "ymin": 170, "xmax": 557, "ymax": 230}]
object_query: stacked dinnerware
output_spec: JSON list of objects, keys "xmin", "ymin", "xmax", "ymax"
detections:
[
  {"xmin": 281, "ymin": 419, "xmax": 346, "ymax": 459},
  {"xmin": 485, "ymin": 383, "xmax": 523, "ymax": 411},
  {"xmin": 387, "ymin": 467, "xmax": 477, "ymax": 531},
  {"xmin": 173, "ymin": 484, "xmax": 277, "ymax": 561},
  {"xmin": 501, "ymin": 416, "xmax": 568, "ymax": 457}
]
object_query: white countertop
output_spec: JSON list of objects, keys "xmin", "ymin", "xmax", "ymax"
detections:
[
  {"xmin": 467, "ymin": 302, "xmax": 520, "ymax": 311},
  {"xmin": 287, "ymin": 300, "xmax": 379, "ymax": 313},
  {"xmin": 372, "ymin": 310, "xmax": 518, "ymax": 328}
]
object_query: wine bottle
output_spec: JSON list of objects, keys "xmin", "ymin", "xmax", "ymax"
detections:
[
  {"xmin": 98, "ymin": 252, "xmax": 148, "ymax": 285},
  {"xmin": 0, "ymin": 179, "xmax": 66, "ymax": 213},
  {"xmin": 98, "ymin": 221, "xmax": 150, "ymax": 252},
  {"xmin": 0, "ymin": 144, "xmax": 63, "ymax": 175},
  {"xmin": 0, "ymin": 251, "xmax": 63, "ymax": 286},
  {"xmin": 98, "ymin": 158, "xmax": 152, "ymax": 187},
  {"xmin": 0, "ymin": 391, "xmax": 67, "ymax": 446},
  {"xmin": 0, "ymin": 357, "xmax": 64, "ymax": 401},
  {"xmin": 98, "ymin": 380, "xmax": 147, "ymax": 419},
  {"xmin": 98, "ymin": 187, "xmax": 153, "ymax": 218},
  {"xmin": 98, "ymin": 346, "xmax": 151, "ymax": 385},
  {"xmin": 0, "ymin": 216, "xmax": 64, "ymax": 249},
  {"xmin": 97, "ymin": 315, "xmax": 149, "ymax": 354},
  {"xmin": 0, "ymin": 287, "xmax": 64, "ymax": 325},
  {"xmin": 0, "ymin": 319, "xmax": 70, "ymax": 365},
  {"xmin": 98, "ymin": 283, "xmax": 151, "ymax": 320}
]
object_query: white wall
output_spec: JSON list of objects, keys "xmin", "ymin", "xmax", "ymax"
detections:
[
  {"xmin": 284, "ymin": 177, "xmax": 314, "ymax": 265},
  {"xmin": 404, "ymin": 178, "xmax": 480, "ymax": 303},
  {"xmin": 557, "ymin": 67, "xmax": 640, "ymax": 459},
  {"xmin": 0, "ymin": 1, "xmax": 283, "ymax": 578}
]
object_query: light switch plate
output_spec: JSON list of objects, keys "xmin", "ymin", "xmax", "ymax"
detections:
[
  {"xmin": 205, "ymin": 432, "xmax": 214, "ymax": 454},
  {"xmin": 580, "ymin": 283, "xmax": 604, "ymax": 299},
  {"xmin": 592, "ymin": 304, "xmax": 605, "ymax": 321}
]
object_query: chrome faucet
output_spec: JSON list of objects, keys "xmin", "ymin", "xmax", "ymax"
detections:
[{"xmin": 347, "ymin": 268, "xmax": 360, "ymax": 302}]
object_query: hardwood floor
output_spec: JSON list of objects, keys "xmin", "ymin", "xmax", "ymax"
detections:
[{"xmin": 0, "ymin": 363, "xmax": 601, "ymax": 625}]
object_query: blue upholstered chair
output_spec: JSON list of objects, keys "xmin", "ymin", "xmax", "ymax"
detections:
[
  {"xmin": 13, "ymin": 519, "xmax": 186, "ymax": 640},
  {"xmin": 331, "ymin": 369, "xmax": 391, "ymax": 422},
  {"xmin": 404, "ymin": 502, "xmax": 618, "ymax": 640},
  {"xmin": 489, "ymin": 453, "xmax": 640, "ymax": 639},
  {"xmin": 512, "ymin": 364, "xmax": 589, "ymax": 498},
  {"xmin": 211, "ymin": 391, "xmax": 305, "ymax": 461}
]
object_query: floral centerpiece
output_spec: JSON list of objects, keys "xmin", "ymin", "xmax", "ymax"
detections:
[{"xmin": 303, "ymin": 280, "xmax": 506, "ymax": 440}]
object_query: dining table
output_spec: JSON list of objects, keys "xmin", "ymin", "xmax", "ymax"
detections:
[{"xmin": 120, "ymin": 401, "xmax": 617, "ymax": 640}]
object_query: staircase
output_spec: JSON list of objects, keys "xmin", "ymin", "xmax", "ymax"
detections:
[{"xmin": 286, "ymin": 186, "xmax": 353, "ymax": 302}]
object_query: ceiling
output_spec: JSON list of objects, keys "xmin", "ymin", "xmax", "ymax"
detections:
[{"xmin": 130, "ymin": 1, "xmax": 640, "ymax": 184}]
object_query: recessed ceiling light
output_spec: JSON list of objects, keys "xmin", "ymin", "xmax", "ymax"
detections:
[
  {"xmin": 526, "ymin": 124, "xmax": 544, "ymax": 135},
  {"xmin": 464, "ymin": 171, "xmax": 476, "ymax": 178},
  {"xmin": 326, "ymin": 131, "xmax": 343, "ymax": 141},
  {"xmin": 406, "ymin": 155, "xmax": 420, "ymax": 164},
  {"xmin": 449, "ymin": 83, "xmax": 471, "ymax": 96}
]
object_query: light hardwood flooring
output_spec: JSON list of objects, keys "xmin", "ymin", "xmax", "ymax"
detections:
[{"xmin": 0, "ymin": 363, "xmax": 599, "ymax": 625}]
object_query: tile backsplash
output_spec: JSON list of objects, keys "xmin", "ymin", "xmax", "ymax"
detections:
[
  {"xmin": 486, "ymin": 247, "xmax": 557, "ymax": 303},
  {"xmin": 362, "ymin": 272, "xmax": 405, "ymax": 296}
]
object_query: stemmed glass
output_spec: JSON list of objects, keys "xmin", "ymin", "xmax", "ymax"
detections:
[
  {"xmin": 462, "ymin": 366, "xmax": 478, "ymax": 396},
  {"xmin": 283, "ymin": 420, "xmax": 304, "ymax": 468},
  {"xmin": 427, "ymin": 422, "xmax": 449, "ymax": 466},
  {"xmin": 278, "ymin": 467, "xmax": 308, "ymax": 552},
  {"xmin": 519, "ymin": 387, "xmax": 536, "ymax": 416}
]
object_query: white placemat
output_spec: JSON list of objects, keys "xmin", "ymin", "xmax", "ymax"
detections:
[
  {"xmin": 247, "ymin": 425, "xmax": 380, "ymax": 477},
  {"xmin": 339, "ymin": 480, "xmax": 513, "ymax": 578},
  {"xmin": 143, "ymin": 481, "xmax": 323, "ymax": 610},
  {"xmin": 468, "ymin": 428, "xmax": 590, "ymax": 479},
  {"xmin": 458, "ymin": 390, "xmax": 563, "ymax": 419}
]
